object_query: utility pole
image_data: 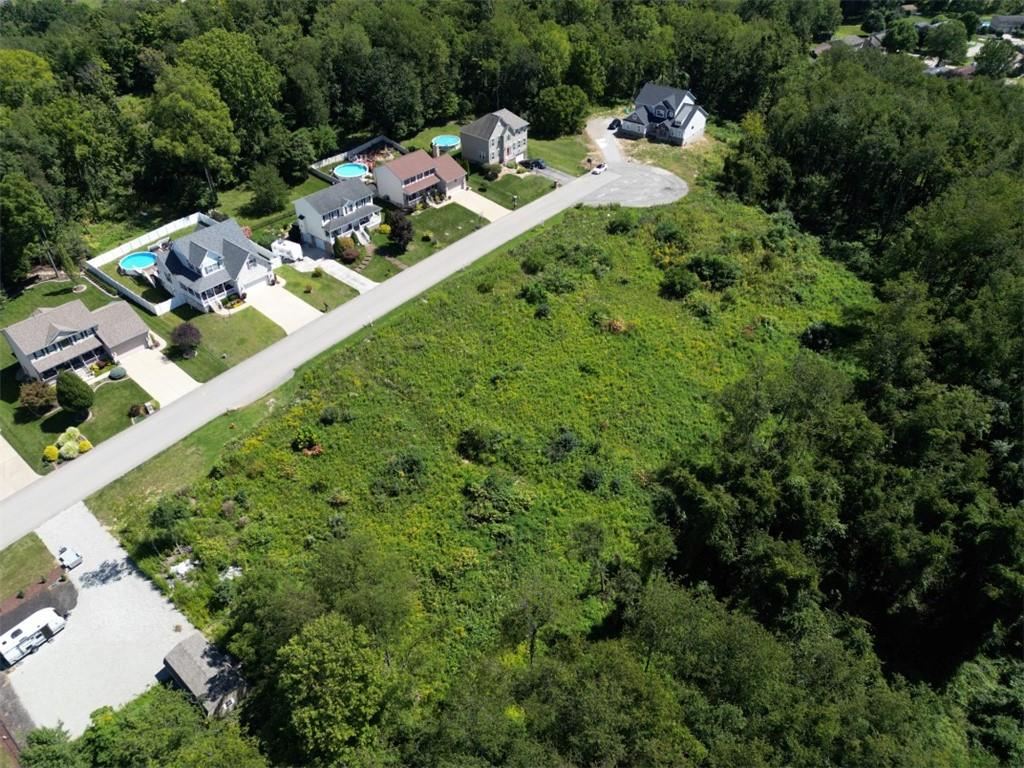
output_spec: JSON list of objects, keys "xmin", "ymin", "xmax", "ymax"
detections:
[{"xmin": 39, "ymin": 228, "xmax": 61, "ymax": 279}]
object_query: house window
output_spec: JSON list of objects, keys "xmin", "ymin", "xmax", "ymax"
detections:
[{"xmin": 656, "ymin": 108, "xmax": 664, "ymax": 118}]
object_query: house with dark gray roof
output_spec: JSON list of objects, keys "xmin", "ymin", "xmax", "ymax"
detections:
[
  {"xmin": 460, "ymin": 108, "xmax": 529, "ymax": 166},
  {"xmin": 164, "ymin": 633, "xmax": 245, "ymax": 718},
  {"xmin": 990, "ymin": 15, "xmax": 1024, "ymax": 33},
  {"xmin": 293, "ymin": 177, "xmax": 381, "ymax": 251},
  {"xmin": 154, "ymin": 218, "xmax": 274, "ymax": 311},
  {"xmin": 618, "ymin": 83, "xmax": 708, "ymax": 146},
  {"xmin": 1, "ymin": 299, "xmax": 149, "ymax": 381}
]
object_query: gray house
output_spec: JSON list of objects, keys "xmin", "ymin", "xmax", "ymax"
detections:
[
  {"xmin": 618, "ymin": 83, "xmax": 708, "ymax": 146},
  {"xmin": 460, "ymin": 109, "xmax": 529, "ymax": 166},
  {"xmin": 990, "ymin": 15, "xmax": 1024, "ymax": 33},
  {"xmin": 293, "ymin": 178, "xmax": 381, "ymax": 250},
  {"xmin": 154, "ymin": 218, "xmax": 274, "ymax": 312},
  {"xmin": 1, "ymin": 299, "xmax": 149, "ymax": 381},
  {"xmin": 164, "ymin": 633, "xmax": 245, "ymax": 718}
]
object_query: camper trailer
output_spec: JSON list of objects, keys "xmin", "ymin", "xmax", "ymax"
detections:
[{"xmin": 0, "ymin": 608, "xmax": 66, "ymax": 666}]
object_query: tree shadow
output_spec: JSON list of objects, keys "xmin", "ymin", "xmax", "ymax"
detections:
[
  {"xmin": 39, "ymin": 408, "xmax": 86, "ymax": 436},
  {"xmin": 79, "ymin": 558, "xmax": 132, "ymax": 588}
]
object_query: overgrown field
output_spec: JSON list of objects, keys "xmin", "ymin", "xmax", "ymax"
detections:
[{"xmin": 96, "ymin": 188, "xmax": 872, "ymax": 654}]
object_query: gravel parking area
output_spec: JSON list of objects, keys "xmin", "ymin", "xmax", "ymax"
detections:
[{"xmin": 6, "ymin": 502, "xmax": 195, "ymax": 736}]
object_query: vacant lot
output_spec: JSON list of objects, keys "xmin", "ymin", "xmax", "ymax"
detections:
[
  {"xmin": 136, "ymin": 305, "xmax": 286, "ymax": 383},
  {"xmin": 217, "ymin": 176, "xmax": 330, "ymax": 248},
  {"xmin": 373, "ymin": 203, "xmax": 487, "ymax": 266},
  {"xmin": 468, "ymin": 172, "xmax": 554, "ymax": 209},
  {"xmin": 528, "ymin": 134, "xmax": 589, "ymax": 175},
  {"xmin": 0, "ymin": 533, "xmax": 54, "ymax": 602},
  {"xmin": 277, "ymin": 265, "xmax": 358, "ymax": 311}
]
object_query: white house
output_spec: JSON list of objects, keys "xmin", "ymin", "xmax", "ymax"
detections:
[
  {"xmin": 154, "ymin": 218, "xmax": 274, "ymax": 312},
  {"xmin": 373, "ymin": 150, "xmax": 467, "ymax": 208},
  {"xmin": 460, "ymin": 108, "xmax": 530, "ymax": 166},
  {"xmin": 618, "ymin": 83, "xmax": 708, "ymax": 146},
  {"xmin": 293, "ymin": 178, "xmax": 381, "ymax": 251}
]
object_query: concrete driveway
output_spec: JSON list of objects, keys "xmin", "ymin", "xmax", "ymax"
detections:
[
  {"xmin": 0, "ymin": 434, "xmax": 37, "ymax": 501},
  {"xmin": 7, "ymin": 502, "xmax": 196, "ymax": 736},
  {"xmin": 581, "ymin": 116, "xmax": 688, "ymax": 208},
  {"xmin": 448, "ymin": 187, "xmax": 510, "ymax": 222},
  {"xmin": 245, "ymin": 282, "xmax": 321, "ymax": 334},
  {"xmin": 118, "ymin": 345, "xmax": 200, "ymax": 406}
]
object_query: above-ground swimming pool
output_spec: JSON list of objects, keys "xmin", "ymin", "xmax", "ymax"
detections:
[
  {"xmin": 431, "ymin": 134, "xmax": 461, "ymax": 151},
  {"xmin": 333, "ymin": 162, "xmax": 369, "ymax": 179},
  {"xmin": 119, "ymin": 252, "xmax": 157, "ymax": 272}
]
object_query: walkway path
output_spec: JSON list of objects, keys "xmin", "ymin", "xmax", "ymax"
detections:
[
  {"xmin": 0, "ymin": 434, "xmax": 38, "ymax": 502},
  {"xmin": 0, "ymin": 170, "xmax": 619, "ymax": 543},
  {"xmin": 245, "ymin": 281, "xmax": 321, "ymax": 334},
  {"xmin": 292, "ymin": 252, "xmax": 378, "ymax": 293},
  {"xmin": 448, "ymin": 187, "xmax": 511, "ymax": 222}
]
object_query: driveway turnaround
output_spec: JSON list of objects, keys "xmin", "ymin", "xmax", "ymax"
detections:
[
  {"xmin": 0, "ymin": 434, "xmax": 37, "ymax": 501},
  {"xmin": 0, "ymin": 166, "xmax": 691, "ymax": 542},
  {"xmin": 292, "ymin": 254, "xmax": 378, "ymax": 294},
  {"xmin": 448, "ymin": 187, "xmax": 510, "ymax": 222},
  {"xmin": 245, "ymin": 282, "xmax": 321, "ymax": 334},
  {"xmin": 8, "ymin": 502, "xmax": 196, "ymax": 736},
  {"xmin": 118, "ymin": 345, "xmax": 200, "ymax": 406}
]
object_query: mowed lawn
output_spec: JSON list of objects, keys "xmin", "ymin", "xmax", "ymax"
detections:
[
  {"xmin": 277, "ymin": 265, "xmax": 358, "ymax": 312},
  {"xmin": 0, "ymin": 533, "xmax": 56, "ymax": 602},
  {"xmin": 136, "ymin": 305, "xmax": 285, "ymax": 383},
  {"xmin": 0, "ymin": 282, "xmax": 155, "ymax": 468},
  {"xmin": 528, "ymin": 134, "xmax": 589, "ymax": 175},
  {"xmin": 468, "ymin": 172, "xmax": 554, "ymax": 209},
  {"xmin": 217, "ymin": 176, "xmax": 330, "ymax": 247},
  {"xmin": 97, "ymin": 261, "xmax": 173, "ymax": 303},
  {"xmin": 373, "ymin": 203, "xmax": 487, "ymax": 266}
]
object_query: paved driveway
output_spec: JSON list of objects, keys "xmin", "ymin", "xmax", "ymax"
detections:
[
  {"xmin": 118, "ymin": 345, "xmax": 200, "ymax": 406},
  {"xmin": 245, "ymin": 282, "xmax": 321, "ymax": 334},
  {"xmin": 0, "ymin": 434, "xmax": 37, "ymax": 501},
  {"xmin": 448, "ymin": 187, "xmax": 510, "ymax": 222},
  {"xmin": 582, "ymin": 117, "xmax": 688, "ymax": 208},
  {"xmin": 7, "ymin": 502, "xmax": 196, "ymax": 736},
  {"xmin": 0, "ymin": 170, "xmax": 619, "ymax": 540}
]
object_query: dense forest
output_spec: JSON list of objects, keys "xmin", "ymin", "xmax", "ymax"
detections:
[{"xmin": 3, "ymin": 0, "xmax": 1023, "ymax": 767}]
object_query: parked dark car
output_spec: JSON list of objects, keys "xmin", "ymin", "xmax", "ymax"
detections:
[
  {"xmin": 532, "ymin": 158, "xmax": 547, "ymax": 169},
  {"xmin": 609, "ymin": 118, "xmax": 621, "ymax": 130}
]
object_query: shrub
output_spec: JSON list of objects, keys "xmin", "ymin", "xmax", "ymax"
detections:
[
  {"xmin": 372, "ymin": 450, "xmax": 427, "ymax": 496},
  {"xmin": 319, "ymin": 405, "xmax": 341, "ymax": 425},
  {"xmin": 580, "ymin": 466, "xmax": 604, "ymax": 491},
  {"xmin": 78, "ymin": 439, "xmax": 93, "ymax": 453},
  {"xmin": 303, "ymin": 284, "xmax": 313, "ymax": 294},
  {"xmin": 457, "ymin": 426, "xmax": 505, "ymax": 464},
  {"xmin": 55, "ymin": 370, "xmax": 93, "ymax": 413},
  {"xmin": 547, "ymin": 427, "xmax": 581, "ymax": 462},
  {"xmin": 520, "ymin": 252, "xmax": 548, "ymax": 275},
  {"xmin": 688, "ymin": 253, "xmax": 741, "ymax": 290},
  {"xmin": 171, "ymin": 322, "xmax": 202, "ymax": 356},
  {"xmin": 108, "ymin": 366, "xmax": 126, "ymax": 380},
  {"xmin": 19, "ymin": 380, "xmax": 54, "ymax": 416},
  {"xmin": 56, "ymin": 426, "xmax": 81, "ymax": 447},
  {"xmin": 654, "ymin": 220, "xmax": 689, "ymax": 248},
  {"xmin": 59, "ymin": 441, "xmax": 80, "ymax": 460},
  {"xmin": 129, "ymin": 403, "xmax": 147, "ymax": 417},
  {"xmin": 660, "ymin": 264, "xmax": 701, "ymax": 299},
  {"xmin": 518, "ymin": 282, "xmax": 547, "ymax": 305},
  {"xmin": 476, "ymin": 278, "xmax": 495, "ymax": 294},
  {"xmin": 387, "ymin": 210, "xmax": 413, "ymax": 251},
  {"xmin": 607, "ymin": 209, "xmax": 637, "ymax": 234},
  {"xmin": 378, "ymin": 223, "xmax": 391, "ymax": 236},
  {"xmin": 463, "ymin": 470, "xmax": 530, "ymax": 523},
  {"xmin": 43, "ymin": 445, "xmax": 59, "ymax": 462},
  {"xmin": 312, "ymin": 266, "xmax": 324, "ymax": 278},
  {"xmin": 534, "ymin": 303, "xmax": 551, "ymax": 320},
  {"xmin": 483, "ymin": 164, "xmax": 501, "ymax": 181},
  {"xmin": 291, "ymin": 426, "xmax": 320, "ymax": 451},
  {"xmin": 541, "ymin": 268, "xmax": 576, "ymax": 295}
]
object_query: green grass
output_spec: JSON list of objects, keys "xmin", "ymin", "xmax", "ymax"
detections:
[
  {"xmin": 135, "ymin": 305, "xmax": 285, "ymax": 383},
  {"xmin": 467, "ymin": 172, "xmax": 554, "ymax": 209},
  {"xmin": 81, "ymin": 203, "xmax": 184, "ymax": 255},
  {"xmin": 361, "ymin": 254, "xmax": 400, "ymax": 282},
  {"xmin": 217, "ymin": 176, "xmax": 330, "ymax": 248},
  {"xmin": 400, "ymin": 121, "xmax": 464, "ymax": 154},
  {"xmin": 621, "ymin": 122, "xmax": 738, "ymax": 187},
  {"xmin": 277, "ymin": 265, "xmax": 358, "ymax": 312},
  {"xmin": 372, "ymin": 204, "xmax": 487, "ymax": 267},
  {"xmin": 528, "ymin": 134, "xmax": 589, "ymax": 175},
  {"xmin": 98, "ymin": 261, "xmax": 173, "ymax": 303},
  {"xmin": 0, "ymin": 533, "xmax": 55, "ymax": 602},
  {"xmin": 88, "ymin": 188, "xmax": 873, "ymax": 647}
]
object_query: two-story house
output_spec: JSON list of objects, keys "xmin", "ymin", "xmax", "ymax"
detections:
[
  {"xmin": 373, "ymin": 150, "xmax": 467, "ymax": 209},
  {"xmin": 618, "ymin": 83, "xmax": 708, "ymax": 146},
  {"xmin": 154, "ymin": 218, "xmax": 274, "ymax": 312},
  {"xmin": 2, "ymin": 299, "xmax": 149, "ymax": 381},
  {"xmin": 293, "ymin": 178, "xmax": 382, "ymax": 251},
  {"xmin": 460, "ymin": 109, "xmax": 530, "ymax": 166}
]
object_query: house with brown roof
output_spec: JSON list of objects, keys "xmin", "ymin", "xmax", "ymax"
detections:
[
  {"xmin": 372, "ymin": 149, "xmax": 467, "ymax": 209},
  {"xmin": 164, "ymin": 633, "xmax": 245, "ymax": 718},
  {"xmin": 1, "ymin": 299, "xmax": 149, "ymax": 381}
]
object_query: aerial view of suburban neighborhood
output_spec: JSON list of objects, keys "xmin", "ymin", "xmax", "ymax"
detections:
[{"xmin": 0, "ymin": 0, "xmax": 1021, "ymax": 766}]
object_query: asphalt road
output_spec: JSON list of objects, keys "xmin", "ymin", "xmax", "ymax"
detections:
[{"xmin": 0, "ymin": 170, "xmax": 619, "ymax": 545}]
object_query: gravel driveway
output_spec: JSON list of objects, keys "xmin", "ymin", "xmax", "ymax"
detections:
[{"xmin": 7, "ymin": 502, "xmax": 195, "ymax": 736}]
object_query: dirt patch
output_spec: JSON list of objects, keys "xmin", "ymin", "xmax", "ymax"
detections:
[{"xmin": 0, "ymin": 579, "xmax": 77, "ymax": 635}]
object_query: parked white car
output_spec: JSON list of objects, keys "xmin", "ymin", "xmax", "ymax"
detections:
[
  {"xmin": 591, "ymin": 163, "xmax": 607, "ymax": 175},
  {"xmin": 58, "ymin": 546, "xmax": 82, "ymax": 570}
]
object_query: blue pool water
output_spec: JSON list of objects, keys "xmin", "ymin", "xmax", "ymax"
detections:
[
  {"xmin": 333, "ymin": 162, "xmax": 369, "ymax": 178},
  {"xmin": 432, "ymin": 134, "xmax": 460, "ymax": 148},
  {"xmin": 119, "ymin": 252, "xmax": 156, "ymax": 271}
]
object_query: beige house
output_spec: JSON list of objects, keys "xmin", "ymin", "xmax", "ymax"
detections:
[
  {"xmin": 1, "ymin": 300, "xmax": 149, "ymax": 381},
  {"xmin": 373, "ymin": 150, "xmax": 467, "ymax": 208}
]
